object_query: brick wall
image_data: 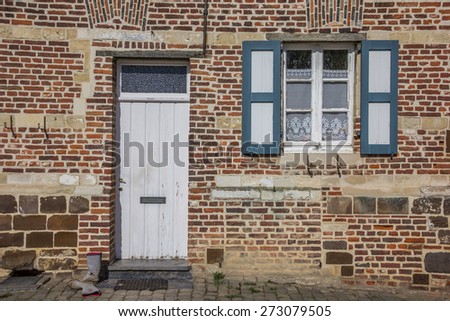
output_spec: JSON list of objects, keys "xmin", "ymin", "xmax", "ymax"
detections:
[{"xmin": 0, "ymin": 0, "xmax": 449, "ymax": 290}]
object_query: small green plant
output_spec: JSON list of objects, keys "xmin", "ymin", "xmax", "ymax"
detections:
[{"xmin": 213, "ymin": 271, "xmax": 226, "ymax": 289}]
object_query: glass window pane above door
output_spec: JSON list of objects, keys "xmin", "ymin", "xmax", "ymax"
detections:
[
  {"xmin": 286, "ymin": 50, "xmax": 312, "ymax": 79},
  {"xmin": 323, "ymin": 50, "xmax": 348, "ymax": 78},
  {"xmin": 121, "ymin": 65, "xmax": 188, "ymax": 94}
]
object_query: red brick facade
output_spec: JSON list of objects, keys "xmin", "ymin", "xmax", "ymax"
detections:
[{"xmin": 0, "ymin": 0, "xmax": 449, "ymax": 291}]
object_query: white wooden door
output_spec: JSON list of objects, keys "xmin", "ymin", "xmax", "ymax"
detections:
[{"xmin": 116, "ymin": 61, "xmax": 189, "ymax": 259}]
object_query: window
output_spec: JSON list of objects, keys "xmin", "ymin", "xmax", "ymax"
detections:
[
  {"xmin": 241, "ymin": 40, "xmax": 398, "ymax": 157},
  {"xmin": 283, "ymin": 44, "xmax": 355, "ymax": 151}
]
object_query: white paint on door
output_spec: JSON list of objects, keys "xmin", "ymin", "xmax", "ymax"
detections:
[{"xmin": 116, "ymin": 60, "xmax": 189, "ymax": 259}]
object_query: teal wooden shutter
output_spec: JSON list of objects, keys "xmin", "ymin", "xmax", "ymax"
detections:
[
  {"xmin": 242, "ymin": 40, "xmax": 281, "ymax": 156},
  {"xmin": 360, "ymin": 40, "xmax": 399, "ymax": 156}
]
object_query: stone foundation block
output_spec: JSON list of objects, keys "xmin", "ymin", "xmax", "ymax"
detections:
[
  {"xmin": 424, "ymin": 252, "xmax": 450, "ymax": 274},
  {"xmin": 327, "ymin": 197, "xmax": 352, "ymax": 214},
  {"xmin": 323, "ymin": 241, "xmax": 347, "ymax": 250},
  {"xmin": 377, "ymin": 197, "xmax": 409, "ymax": 214},
  {"xmin": 19, "ymin": 195, "xmax": 38, "ymax": 214},
  {"xmin": 13, "ymin": 215, "xmax": 47, "ymax": 231},
  {"xmin": 411, "ymin": 197, "xmax": 442, "ymax": 214},
  {"xmin": 0, "ymin": 232, "xmax": 23, "ymax": 247},
  {"xmin": 437, "ymin": 230, "xmax": 450, "ymax": 244},
  {"xmin": 26, "ymin": 232, "xmax": 53, "ymax": 248},
  {"xmin": 326, "ymin": 252, "xmax": 353, "ymax": 264},
  {"xmin": 40, "ymin": 196, "xmax": 67, "ymax": 214},
  {"xmin": 341, "ymin": 266, "xmax": 353, "ymax": 277},
  {"xmin": 38, "ymin": 258, "xmax": 76, "ymax": 270},
  {"xmin": 429, "ymin": 216, "xmax": 448, "ymax": 228},
  {"xmin": 0, "ymin": 195, "xmax": 17, "ymax": 213},
  {"xmin": 48, "ymin": 215, "xmax": 78, "ymax": 230},
  {"xmin": 354, "ymin": 196, "xmax": 376, "ymax": 214},
  {"xmin": 55, "ymin": 232, "xmax": 77, "ymax": 247},
  {"xmin": 0, "ymin": 250, "xmax": 36, "ymax": 270},
  {"xmin": 68, "ymin": 196, "xmax": 89, "ymax": 214},
  {"xmin": 412, "ymin": 273, "xmax": 429, "ymax": 285},
  {"xmin": 0, "ymin": 215, "xmax": 11, "ymax": 231}
]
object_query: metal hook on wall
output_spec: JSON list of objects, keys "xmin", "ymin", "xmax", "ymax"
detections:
[
  {"xmin": 38, "ymin": 116, "xmax": 49, "ymax": 140},
  {"xmin": 306, "ymin": 152, "xmax": 313, "ymax": 177},
  {"xmin": 3, "ymin": 115, "xmax": 16, "ymax": 138}
]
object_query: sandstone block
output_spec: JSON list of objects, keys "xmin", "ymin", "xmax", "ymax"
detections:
[
  {"xmin": 0, "ymin": 232, "xmax": 23, "ymax": 247},
  {"xmin": 38, "ymin": 258, "xmax": 76, "ymax": 271},
  {"xmin": 411, "ymin": 197, "xmax": 442, "ymax": 214},
  {"xmin": 19, "ymin": 195, "xmax": 38, "ymax": 214},
  {"xmin": 55, "ymin": 232, "xmax": 77, "ymax": 247},
  {"xmin": 377, "ymin": 197, "xmax": 409, "ymax": 214},
  {"xmin": 326, "ymin": 252, "xmax": 353, "ymax": 265},
  {"xmin": 59, "ymin": 174, "xmax": 79, "ymax": 186},
  {"xmin": 354, "ymin": 196, "xmax": 376, "ymax": 214},
  {"xmin": 421, "ymin": 117, "xmax": 448, "ymax": 130},
  {"xmin": 6, "ymin": 174, "xmax": 32, "ymax": 184},
  {"xmin": 424, "ymin": 252, "xmax": 450, "ymax": 274},
  {"xmin": 429, "ymin": 216, "xmax": 448, "ymax": 228},
  {"xmin": 40, "ymin": 196, "xmax": 67, "ymax": 214},
  {"xmin": 80, "ymin": 174, "xmax": 96, "ymax": 186},
  {"xmin": 0, "ymin": 250, "xmax": 36, "ymax": 270},
  {"xmin": 0, "ymin": 195, "xmax": 17, "ymax": 213},
  {"xmin": 215, "ymin": 175, "xmax": 241, "ymax": 187},
  {"xmin": 0, "ymin": 215, "xmax": 11, "ymax": 231},
  {"xmin": 207, "ymin": 249, "xmax": 224, "ymax": 264},
  {"xmin": 48, "ymin": 215, "xmax": 78, "ymax": 230},
  {"xmin": 444, "ymin": 198, "xmax": 450, "ymax": 215},
  {"xmin": 26, "ymin": 232, "xmax": 53, "ymax": 248},
  {"xmin": 13, "ymin": 215, "xmax": 47, "ymax": 231},
  {"xmin": 68, "ymin": 196, "xmax": 90, "ymax": 214},
  {"xmin": 327, "ymin": 197, "xmax": 352, "ymax": 214},
  {"xmin": 215, "ymin": 116, "xmax": 241, "ymax": 129},
  {"xmin": 438, "ymin": 230, "xmax": 450, "ymax": 244}
]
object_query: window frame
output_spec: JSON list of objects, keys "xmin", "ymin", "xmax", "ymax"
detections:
[
  {"xmin": 116, "ymin": 59, "xmax": 190, "ymax": 102},
  {"xmin": 282, "ymin": 42, "xmax": 356, "ymax": 153}
]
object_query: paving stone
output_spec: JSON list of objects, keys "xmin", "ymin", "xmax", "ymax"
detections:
[
  {"xmin": 378, "ymin": 197, "xmax": 409, "ymax": 214},
  {"xmin": 0, "ymin": 195, "xmax": 17, "ymax": 213},
  {"xmin": 19, "ymin": 195, "xmax": 38, "ymax": 214}
]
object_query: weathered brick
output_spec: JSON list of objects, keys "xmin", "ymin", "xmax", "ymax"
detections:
[
  {"xmin": 354, "ymin": 197, "xmax": 376, "ymax": 214},
  {"xmin": 13, "ymin": 215, "xmax": 47, "ymax": 230},
  {"xmin": 0, "ymin": 215, "xmax": 12, "ymax": 231},
  {"xmin": 411, "ymin": 197, "xmax": 442, "ymax": 214},
  {"xmin": 429, "ymin": 216, "xmax": 448, "ymax": 228},
  {"xmin": 438, "ymin": 230, "xmax": 450, "ymax": 244},
  {"xmin": 48, "ymin": 215, "xmax": 78, "ymax": 230},
  {"xmin": 0, "ymin": 195, "xmax": 17, "ymax": 213},
  {"xmin": 0, "ymin": 250, "xmax": 36, "ymax": 270},
  {"xmin": 207, "ymin": 248, "xmax": 224, "ymax": 264},
  {"xmin": 68, "ymin": 196, "xmax": 89, "ymax": 214},
  {"xmin": 412, "ymin": 273, "xmax": 429, "ymax": 285},
  {"xmin": 424, "ymin": 252, "xmax": 450, "ymax": 274},
  {"xmin": 327, "ymin": 197, "xmax": 352, "ymax": 214},
  {"xmin": 0, "ymin": 232, "xmax": 24, "ymax": 247},
  {"xmin": 341, "ymin": 266, "xmax": 354, "ymax": 277},
  {"xmin": 323, "ymin": 241, "xmax": 347, "ymax": 250},
  {"xmin": 54, "ymin": 232, "xmax": 77, "ymax": 247},
  {"xmin": 19, "ymin": 195, "xmax": 38, "ymax": 214},
  {"xmin": 26, "ymin": 232, "xmax": 53, "ymax": 248},
  {"xmin": 378, "ymin": 197, "xmax": 409, "ymax": 214},
  {"xmin": 40, "ymin": 196, "xmax": 67, "ymax": 214},
  {"xmin": 326, "ymin": 252, "xmax": 353, "ymax": 265}
]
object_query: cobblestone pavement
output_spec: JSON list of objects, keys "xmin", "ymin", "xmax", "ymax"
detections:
[{"xmin": 0, "ymin": 277, "xmax": 449, "ymax": 301}]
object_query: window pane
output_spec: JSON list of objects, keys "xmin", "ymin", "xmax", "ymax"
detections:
[
  {"xmin": 286, "ymin": 50, "xmax": 311, "ymax": 79},
  {"xmin": 322, "ymin": 112, "xmax": 348, "ymax": 141},
  {"xmin": 323, "ymin": 50, "xmax": 348, "ymax": 78},
  {"xmin": 286, "ymin": 112, "xmax": 311, "ymax": 141},
  {"xmin": 251, "ymin": 51, "xmax": 273, "ymax": 93},
  {"xmin": 121, "ymin": 65, "xmax": 187, "ymax": 94},
  {"xmin": 323, "ymin": 82, "xmax": 347, "ymax": 109},
  {"xmin": 286, "ymin": 82, "xmax": 311, "ymax": 110}
]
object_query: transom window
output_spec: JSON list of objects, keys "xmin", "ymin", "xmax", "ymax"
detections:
[{"xmin": 283, "ymin": 44, "xmax": 355, "ymax": 151}]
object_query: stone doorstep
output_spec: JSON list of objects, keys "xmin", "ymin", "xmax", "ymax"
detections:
[
  {"xmin": 108, "ymin": 259, "xmax": 190, "ymax": 272},
  {"xmin": 0, "ymin": 275, "xmax": 51, "ymax": 292}
]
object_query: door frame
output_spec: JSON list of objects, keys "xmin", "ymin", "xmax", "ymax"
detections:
[{"xmin": 114, "ymin": 59, "xmax": 190, "ymax": 260}]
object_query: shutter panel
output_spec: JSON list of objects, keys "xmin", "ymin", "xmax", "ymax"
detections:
[
  {"xmin": 360, "ymin": 40, "xmax": 399, "ymax": 155},
  {"xmin": 242, "ymin": 40, "xmax": 281, "ymax": 156}
]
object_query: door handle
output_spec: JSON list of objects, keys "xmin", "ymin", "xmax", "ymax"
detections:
[{"xmin": 119, "ymin": 178, "xmax": 126, "ymax": 184}]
